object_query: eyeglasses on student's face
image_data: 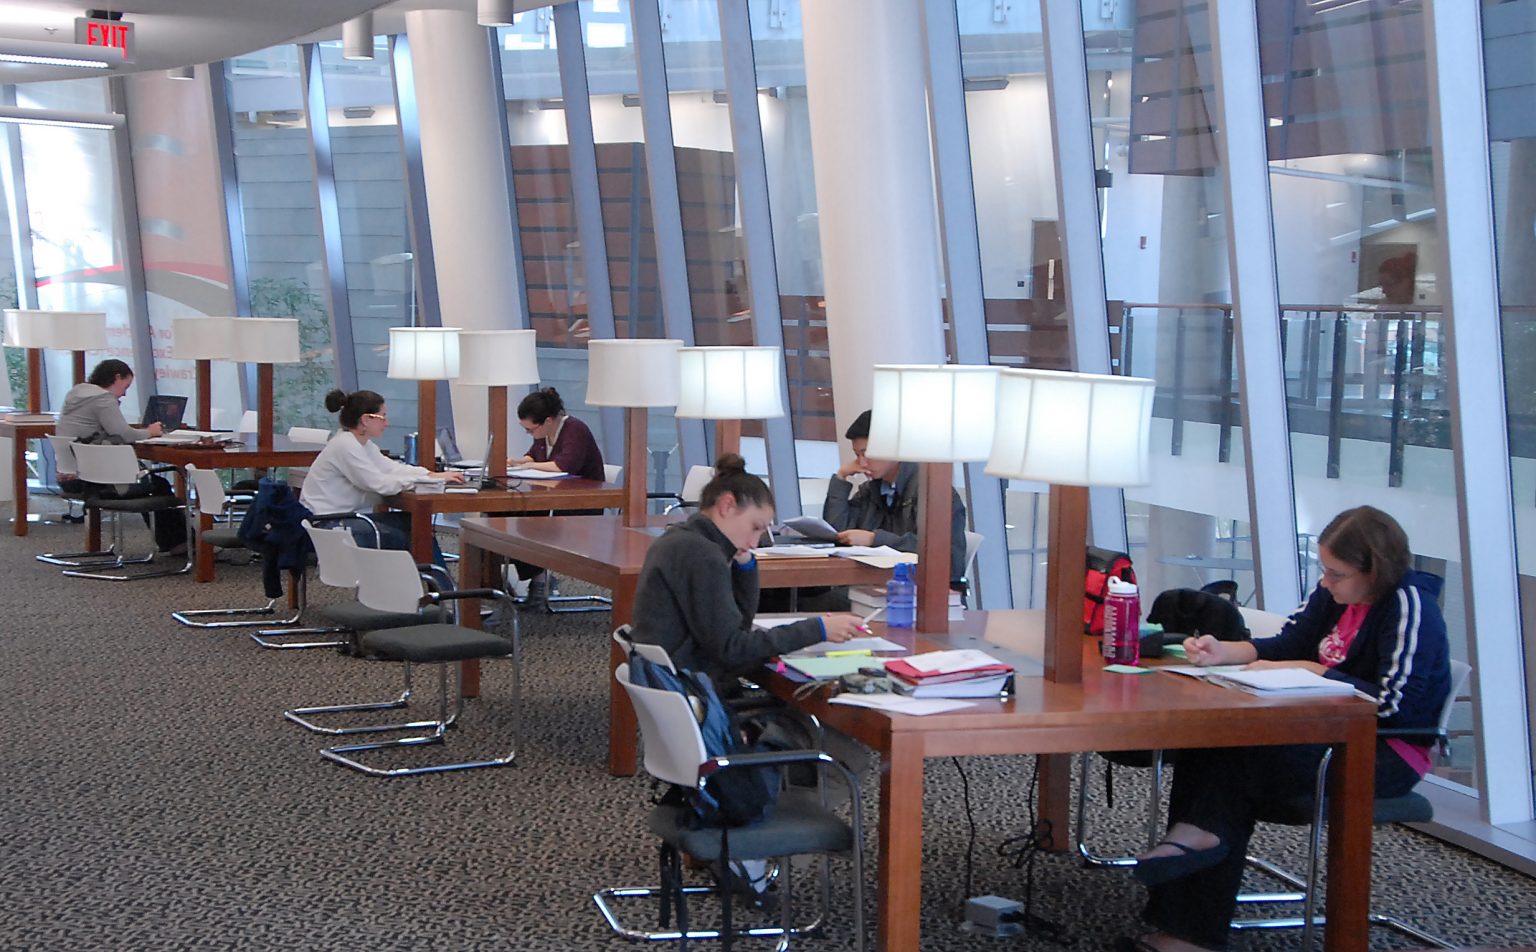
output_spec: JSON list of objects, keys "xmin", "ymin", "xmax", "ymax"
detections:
[{"xmin": 365, "ymin": 412, "xmax": 388, "ymax": 422}]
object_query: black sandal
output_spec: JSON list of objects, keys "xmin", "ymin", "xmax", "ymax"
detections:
[{"xmin": 1132, "ymin": 839, "xmax": 1230, "ymax": 886}]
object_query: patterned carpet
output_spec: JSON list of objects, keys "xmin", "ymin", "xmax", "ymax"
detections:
[{"xmin": 3, "ymin": 497, "xmax": 1535, "ymax": 951}]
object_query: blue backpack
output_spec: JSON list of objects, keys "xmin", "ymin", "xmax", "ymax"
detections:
[{"xmin": 628, "ymin": 654, "xmax": 780, "ymax": 828}]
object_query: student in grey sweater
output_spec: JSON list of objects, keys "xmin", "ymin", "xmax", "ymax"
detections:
[
  {"xmin": 630, "ymin": 454, "xmax": 864, "ymax": 686},
  {"xmin": 56, "ymin": 359, "xmax": 185, "ymax": 552}
]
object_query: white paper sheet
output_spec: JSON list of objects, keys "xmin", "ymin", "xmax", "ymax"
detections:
[
  {"xmin": 829, "ymin": 694, "xmax": 974, "ymax": 716},
  {"xmin": 786, "ymin": 636, "xmax": 906, "ymax": 655},
  {"xmin": 904, "ymin": 648, "xmax": 1007, "ymax": 675}
]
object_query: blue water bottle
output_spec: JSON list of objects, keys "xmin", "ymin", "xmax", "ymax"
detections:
[{"xmin": 886, "ymin": 563, "xmax": 917, "ymax": 629}]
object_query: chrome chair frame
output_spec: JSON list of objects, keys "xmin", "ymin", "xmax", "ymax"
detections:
[
  {"xmin": 36, "ymin": 436, "xmax": 117, "ymax": 567},
  {"xmin": 170, "ymin": 464, "xmax": 289, "ymax": 628},
  {"xmin": 60, "ymin": 443, "xmax": 192, "ymax": 582},
  {"xmin": 249, "ymin": 511, "xmax": 380, "ymax": 650}
]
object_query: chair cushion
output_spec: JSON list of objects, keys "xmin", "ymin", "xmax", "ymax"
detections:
[
  {"xmin": 87, "ymin": 496, "xmax": 180, "ymax": 514},
  {"xmin": 1255, "ymin": 790, "xmax": 1435, "ymax": 827},
  {"xmin": 360, "ymin": 624, "xmax": 513, "ymax": 663},
  {"xmin": 647, "ymin": 789, "xmax": 853, "ymax": 861},
  {"xmin": 203, "ymin": 528, "xmax": 244, "ymax": 549},
  {"xmin": 318, "ymin": 601, "xmax": 446, "ymax": 631}
]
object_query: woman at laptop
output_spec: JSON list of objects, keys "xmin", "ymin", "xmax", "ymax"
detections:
[
  {"xmin": 1119, "ymin": 506, "xmax": 1450, "ymax": 952},
  {"xmin": 302, "ymin": 389, "xmax": 462, "ymax": 565},
  {"xmin": 56, "ymin": 359, "xmax": 186, "ymax": 554},
  {"xmin": 507, "ymin": 388, "xmax": 604, "ymax": 481}
]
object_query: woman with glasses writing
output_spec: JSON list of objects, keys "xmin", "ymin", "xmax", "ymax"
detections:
[
  {"xmin": 301, "ymin": 389, "xmax": 463, "ymax": 564},
  {"xmin": 1119, "ymin": 505, "xmax": 1451, "ymax": 952},
  {"xmin": 506, "ymin": 387, "xmax": 604, "ymax": 481}
]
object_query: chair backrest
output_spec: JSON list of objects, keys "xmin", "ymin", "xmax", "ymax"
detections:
[
  {"xmin": 963, "ymin": 530, "xmax": 984, "ymax": 576},
  {"xmin": 351, "ymin": 545, "xmax": 427, "ymax": 615},
  {"xmin": 71, "ymin": 442, "xmax": 141, "ymax": 487},
  {"xmin": 679, "ymin": 465, "xmax": 714, "ymax": 504},
  {"xmin": 287, "ymin": 426, "xmax": 332, "ymax": 445},
  {"xmin": 612, "ymin": 626, "xmax": 676, "ymax": 672},
  {"xmin": 47, "ymin": 435, "xmax": 78, "ymax": 475},
  {"xmin": 615, "ymin": 662, "xmax": 707, "ymax": 788},
  {"xmin": 1237, "ymin": 606, "xmax": 1288, "ymax": 639},
  {"xmin": 303, "ymin": 521, "xmax": 362, "ymax": 589},
  {"xmin": 185, "ymin": 464, "xmax": 226, "ymax": 514},
  {"xmin": 1438, "ymin": 660, "xmax": 1473, "ymax": 740},
  {"xmin": 604, "ymin": 463, "xmax": 623, "ymax": 484},
  {"xmin": 238, "ymin": 409, "xmax": 259, "ymax": 433}
]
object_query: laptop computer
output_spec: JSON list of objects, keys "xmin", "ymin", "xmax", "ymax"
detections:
[
  {"xmin": 437, "ymin": 427, "xmax": 484, "ymax": 470},
  {"xmin": 141, "ymin": 394, "xmax": 189, "ymax": 431}
]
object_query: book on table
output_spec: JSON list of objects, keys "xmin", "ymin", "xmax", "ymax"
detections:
[
  {"xmin": 851, "ymin": 585, "xmax": 965, "ymax": 620},
  {"xmin": 782, "ymin": 515, "xmax": 839, "ymax": 542},
  {"xmin": 884, "ymin": 649, "xmax": 1014, "ymax": 698},
  {"xmin": 889, "ymin": 672, "xmax": 1010, "ymax": 699},
  {"xmin": 1204, "ymin": 667, "xmax": 1360, "ymax": 697}
]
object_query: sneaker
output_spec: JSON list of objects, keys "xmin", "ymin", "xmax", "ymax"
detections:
[
  {"xmin": 525, "ymin": 572, "xmax": 549, "ymax": 610},
  {"xmin": 715, "ymin": 859, "xmax": 779, "ymax": 915}
]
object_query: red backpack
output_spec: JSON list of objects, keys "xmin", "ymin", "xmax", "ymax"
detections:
[{"xmin": 1084, "ymin": 546, "xmax": 1136, "ymax": 636}]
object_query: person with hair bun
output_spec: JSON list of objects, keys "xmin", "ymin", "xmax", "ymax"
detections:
[
  {"xmin": 508, "ymin": 387, "xmax": 604, "ymax": 481},
  {"xmin": 301, "ymin": 389, "xmax": 463, "ymax": 564},
  {"xmin": 629, "ymin": 453, "xmax": 865, "ymax": 687},
  {"xmin": 1120, "ymin": 506, "xmax": 1451, "ymax": 952}
]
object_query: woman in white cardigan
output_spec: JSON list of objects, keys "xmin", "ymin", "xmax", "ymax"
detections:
[{"xmin": 301, "ymin": 388, "xmax": 462, "ymax": 564}]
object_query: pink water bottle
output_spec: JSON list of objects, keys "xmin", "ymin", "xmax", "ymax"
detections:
[{"xmin": 1102, "ymin": 577, "xmax": 1141, "ymax": 666}]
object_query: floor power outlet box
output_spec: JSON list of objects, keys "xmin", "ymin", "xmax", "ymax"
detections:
[{"xmin": 961, "ymin": 895, "xmax": 1024, "ymax": 937}]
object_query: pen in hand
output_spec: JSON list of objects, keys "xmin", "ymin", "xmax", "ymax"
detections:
[{"xmin": 857, "ymin": 605, "xmax": 886, "ymax": 633}]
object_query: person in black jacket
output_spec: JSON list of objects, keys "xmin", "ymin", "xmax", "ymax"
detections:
[
  {"xmin": 629, "ymin": 454, "xmax": 864, "ymax": 688},
  {"xmin": 1121, "ymin": 506, "xmax": 1451, "ymax": 952}
]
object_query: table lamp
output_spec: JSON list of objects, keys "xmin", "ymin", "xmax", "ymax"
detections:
[
  {"xmin": 674, "ymin": 345, "xmax": 785, "ymax": 458},
  {"xmin": 44, "ymin": 311, "xmax": 108, "ymax": 387},
  {"xmin": 231, "ymin": 317, "xmax": 301, "ymax": 450},
  {"xmin": 456, "ymin": 329, "xmax": 539, "ymax": 479},
  {"xmin": 4, "ymin": 309, "xmax": 108, "ymax": 412},
  {"xmin": 864, "ymin": 364, "xmax": 999, "ymax": 632},
  {"xmin": 172, "ymin": 316, "xmax": 235, "ymax": 431},
  {"xmin": 387, "ymin": 326, "xmax": 461, "ymax": 471},
  {"xmin": 585, "ymin": 338, "xmax": 682, "ymax": 527},
  {"xmin": 984, "ymin": 368, "xmax": 1155, "ymax": 683}
]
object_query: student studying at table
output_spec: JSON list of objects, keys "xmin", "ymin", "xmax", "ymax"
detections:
[
  {"xmin": 1120, "ymin": 505, "xmax": 1450, "ymax": 952},
  {"xmin": 629, "ymin": 454, "xmax": 864, "ymax": 690},
  {"xmin": 301, "ymin": 389, "xmax": 462, "ymax": 566},
  {"xmin": 506, "ymin": 387, "xmax": 604, "ymax": 480}
]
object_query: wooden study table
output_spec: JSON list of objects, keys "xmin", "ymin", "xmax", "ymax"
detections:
[
  {"xmin": 457, "ymin": 513, "xmax": 895, "ymax": 774},
  {"xmin": 760, "ymin": 610, "xmax": 1379, "ymax": 952},
  {"xmin": 0, "ymin": 414, "xmax": 56, "ymax": 537},
  {"xmin": 386, "ymin": 477, "xmax": 624, "ymax": 565},
  {"xmin": 134, "ymin": 434, "xmax": 323, "ymax": 582}
]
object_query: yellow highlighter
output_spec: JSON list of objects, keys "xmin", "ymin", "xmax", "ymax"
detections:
[{"xmin": 824, "ymin": 649, "xmax": 873, "ymax": 658}]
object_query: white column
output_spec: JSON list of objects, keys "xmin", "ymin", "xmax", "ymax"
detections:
[
  {"xmin": 803, "ymin": 0, "xmax": 946, "ymax": 437},
  {"xmin": 405, "ymin": 8, "xmax": 522, "ymax": 455}
]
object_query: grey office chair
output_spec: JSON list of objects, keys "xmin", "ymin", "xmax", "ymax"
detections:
[
  {"xmin": 60, "ymin": 442, "xmax": 191, "ymax": 582},
  {"xmin": 594, "ymin": 662, "xmax": 865, "ymax": 950},
  {"xmin": 35, "ymin": 436, "xmax": 116, "ymax": 568},
  {"xmin": 169, "ymin": 464, "xmax": 294, "ymax": 628}
]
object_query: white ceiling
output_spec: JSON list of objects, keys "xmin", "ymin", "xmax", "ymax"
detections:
[{"xmin": 0, "ymin": 0, "xmax": 563, "ymax": 86}]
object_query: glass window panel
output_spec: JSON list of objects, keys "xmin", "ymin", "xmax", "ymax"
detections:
[
  {"xmin": 1087, "ymin": 2, "xmax": 1251, "ymax": 611},
  {"xmin": 0, "ymin": 154, "xmax": 21, "ymax": 404},
  {"xmin": 747, "ymin": 0, "xmax": 833, "ymax": 458},
  {"xmin": 1259, "ymin": 2, "xmax": 1472, "ymax": 790},
  {"xmin": 224, "ymin": 48, "xmax": 339, "ymax": 436},
  {"xmin": 318, "ymin": 39, "xmax": 411, "ymax": 444},
  {"xmin": 122, "ymin": 71, "xmax": 242, "ymax": 426}
]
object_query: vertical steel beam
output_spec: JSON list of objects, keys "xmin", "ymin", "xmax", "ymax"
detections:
[
  {"xmin": 1424, "ymin": 0, "xmax": 1533, "ymax": 825},
  {"xmin": 299, "ymin": 42, "xmax": 359, "ymax": 393},
  {"xmin": 108, "ymin": 77, "xmax": 158, "ymax": 395},
  {"xmin": 554, "ymin": 1, "xmax": 625, "ymax": 460},
  {"xmin": 480, "ymin": 28, "xmax": 533, "ymax": 333},
  {"xmin": 207, "ymin": 61, "xmax": 255, "ymax": 411},
  {"xmin": 1204, "ymin": 0, "xmax": 1302, "ymax": 611},
  {"xmin": 716, "ymin": 0, "xmax": 802, "ymax": 514},
  {"xmin": 921, "ymin": 0, "xmax": 1010, "ymax": 607}
]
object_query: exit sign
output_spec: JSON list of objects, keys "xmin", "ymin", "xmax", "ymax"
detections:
[{"xmin": 74, "ymin": 17, "xmax": 134, "ymax": 62}]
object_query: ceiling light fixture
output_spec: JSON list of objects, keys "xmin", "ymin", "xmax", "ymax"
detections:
[
  {"xmin": 0, "ymin": 107, "xmax": 118, "ymax": 131},
  {"xmin": 342, "ymin": 12, "xmax": 374, "ymax": 61},
  {"xmin": 0, "ymin": 37, "xmax": 118, "ymax": 69},
  {"xmin": 166, "ymin": 64, "xmax": 195, "ymax": 80},
  {"xmin": 478, "ymin": 0, "xmax": 517, "ymax": 27}
]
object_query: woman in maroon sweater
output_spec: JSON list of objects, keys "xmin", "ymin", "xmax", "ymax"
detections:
[{"xmin": 509, "ymin": 387, "xmax": 604, "ymax": 481}]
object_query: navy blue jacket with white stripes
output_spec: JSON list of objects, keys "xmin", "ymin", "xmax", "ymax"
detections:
[{"xmin": 1255, "ymin": 570, "xmax": 1450, "ymax": 733}]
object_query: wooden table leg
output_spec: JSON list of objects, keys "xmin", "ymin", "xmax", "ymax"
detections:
[
  {"xmin": 12, "ymin": 435, "xmax": 28, "ymax": 537},
  {"xmin": 878, "ymin": 733, "xmax": 925, "ymax": 951},
  {"xmin": 459, "ymin": 541, "xmax": 487, "ymax": 699},
  {"xmin": 1324, "ymin": 721, "xmax": 1376, "ymax": 952},
  {"xmin": 1037, "ymin": 753, "xmax": 1074, "ymax": 851},
  {"xmin": 195, "ymin": 512, "xmax": 215, "ymax": 582},
  {"xmin": 86, "ymin": 507, "xmax": 101, "ymax": 553},
  {"xmin": 607, "ymin": 579, "xmax": 640, "ymax": 776},
  {"xmin": 409, "ymin": 510, "xmax": 434, "ymax": 566}
]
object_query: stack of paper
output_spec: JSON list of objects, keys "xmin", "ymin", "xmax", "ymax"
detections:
[
  {"xmin": 1205, "ymin": 668, "xmax": 1359, "ymax": 697},
  {"xmin": 505, "ymin": 467, "xmax": 569, "ymax": 479},
  {"xmin": 884, "ymin": 649, "xmax": 1013, "ymax": 699}
]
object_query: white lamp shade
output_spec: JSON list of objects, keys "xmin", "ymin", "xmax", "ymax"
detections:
[
  {"xmin": 172, "ymin": 316, "xmax": 235, "ymax": 360},
  {"xmin": 231, "ymin": 317, "xmax": 301, "ymax": 364},
  {"xmin": 456, "ymin": 329, "xmax": 539, "ymax": 386},
  {"xmin": 984, "ymin": 369, "xmax": 1156, "ymax": 487},
  {"xmin": 864, "ymin": 364, "xmax": 999, "ymax": 463},
  {"xmin": 4, "ymin": 309, "xmax": 107, "ymax": 350},
  {"xmin": 387, "ymin": 326, "xmax": 461, "ymax": 380},
  {"xmin": 585, "ymin": 339, "xmax": 683, "ymax": 407},
  {"xmin": 675, "ymin": 346, "xmax": 785, "ymax": 420}
]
